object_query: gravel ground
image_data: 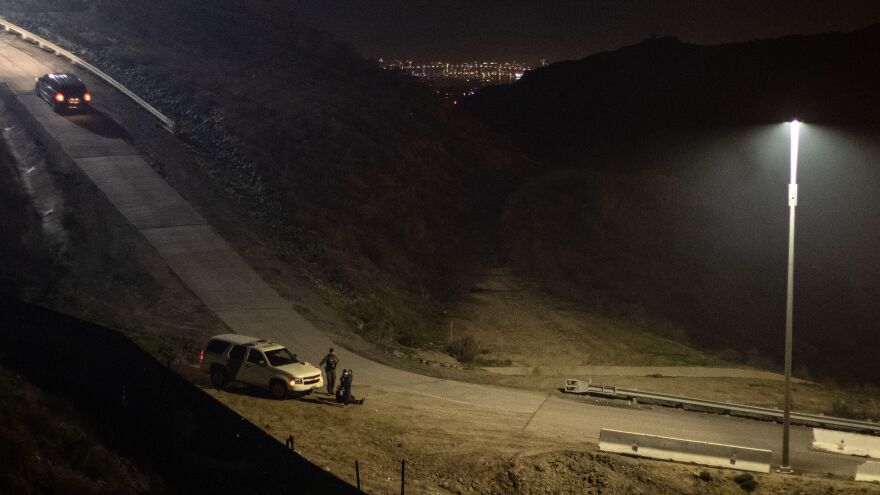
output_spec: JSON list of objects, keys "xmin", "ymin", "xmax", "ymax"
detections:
[{"xmin": 189, "ymin": 367, "xmax": 880, "ymax": 495}]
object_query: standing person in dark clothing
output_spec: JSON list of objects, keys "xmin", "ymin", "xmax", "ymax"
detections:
[{"xmin": 319, "ymin": 348, "xmax": 338, "ymax": 395}]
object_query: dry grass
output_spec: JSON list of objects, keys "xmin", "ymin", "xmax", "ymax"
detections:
[
  {"xmin": 450, "ymin": 268, "xmax": 716, "ymax": 368},
  {"xmin": 446, "ymin": 335, "xmax": 480, "ymax": 362},
  {"xmin": 206, "ymin": 380, "xmax": 880, "ymax": 495}
]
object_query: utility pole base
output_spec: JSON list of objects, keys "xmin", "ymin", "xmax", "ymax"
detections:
[{"xmin": 777, "ymin": 465, "xmax": 794, "ymax": 474}]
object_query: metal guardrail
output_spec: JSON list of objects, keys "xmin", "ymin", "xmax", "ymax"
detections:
[
  {"xmin": 564, "ymin": 379, "xmax": 880, "ymax": 435},
  {"xmin": 0, "ymin": 17, "xmax": 175, "ymax": 132}
]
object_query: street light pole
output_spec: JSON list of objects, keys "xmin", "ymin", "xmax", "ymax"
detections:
[{"xmin": 781, "ymin": 119, "xmax": 800, "ymax": 472}]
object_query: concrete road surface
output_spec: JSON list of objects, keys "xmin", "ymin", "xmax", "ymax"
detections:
[
  {"xmin": 0, "ymin": 36, "xmax": 63, "ymax": 93},
  {"xmin": 0, "ymin": 34, "xmax": 867, "ymax": 479}
]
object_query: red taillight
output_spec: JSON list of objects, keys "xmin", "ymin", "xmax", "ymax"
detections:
[
  {"xmin": 199, "ymin": 349, "xmax": 205, "ymax": 364},
  {"xmin": 54, "ymin": 93, "xmax": 65, "ymax": 102},
  {"xmin": 83, "ymin": 92, "xmax": 91, "ymax": 102}
]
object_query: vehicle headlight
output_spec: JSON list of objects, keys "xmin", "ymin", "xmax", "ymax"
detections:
[{"xmin": 291, "ymin": 377, "xmax": 303, "ymax": 385}]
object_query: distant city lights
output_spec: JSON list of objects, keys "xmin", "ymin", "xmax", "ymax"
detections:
[
  {"xmin": 379, "ymin": 58, "xmax": 537, "ymax": 83},
  {"xmin": 378, "ymin": 58, "xmax": 544, "ymax": 102}
]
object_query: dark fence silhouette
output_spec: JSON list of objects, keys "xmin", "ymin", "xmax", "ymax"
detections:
[{"xmin": 0, "ymin": 296, "xmax": 362, "ymax": 494}]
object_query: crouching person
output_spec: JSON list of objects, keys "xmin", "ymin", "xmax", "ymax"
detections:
[{"xmin": 335, "ymin": 369, "xmax": 365, "ymax": 406}]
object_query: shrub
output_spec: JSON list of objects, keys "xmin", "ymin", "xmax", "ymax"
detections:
[
  {"xmin": 830, "ymin": 399, "xmax": 860, "ymax": 419},
  {"xmin": 732, "ymin": 473, "xmax": 753, "ymax": 484},
  {"xmin": 738, "ymin": 479, "xmax": 757, "ymax": 492},
  {"xmin": 447, "ymin": 335, "xmax": 479, "ymax": 363},
  {"xmin": 733, "ymin": 473, "xmax": 757, "ymax": 492},
  {"xmin": 396, "ymin": 328, "xmax": 430, "ymax": 348}
]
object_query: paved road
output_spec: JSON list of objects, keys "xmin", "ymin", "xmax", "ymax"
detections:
[
  {"xmin": 0, "ymin": 37, "xmax": 63, "ymax": 93},
  {"xmin": 0, "ymin": 34, "xmax": 869, "ymax": 479}
]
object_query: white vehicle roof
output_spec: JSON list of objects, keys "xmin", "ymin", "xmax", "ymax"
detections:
[{"xmin": 210, "ymin": 334, "xmax": 284, "ymax": 350}]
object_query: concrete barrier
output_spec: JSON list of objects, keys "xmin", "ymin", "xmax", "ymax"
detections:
[
  {"xmin": 812, "ymin": 428, "xmax": 880, "ymax": 459},
  {"xmin": 856, "ymin": 460, "xmax": 880, "ymax": 482},
  {"xmin": 564, "ymin": 378, "xmax": 590, "ymax": 393},
  {"xmin": 598, "ymin": 428, "xmax": 772, "ymax": 473}
]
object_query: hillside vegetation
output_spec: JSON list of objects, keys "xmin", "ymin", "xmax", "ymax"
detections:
[
  {"xmin": 1, "ymin": 0, "xmax": 530, "ymax": 347},
  {"xmin": 466, "ymin": 29, "xmax": 880, "ymax": 164},
  {"xmin": 466, "ymin": 30, "xmax": 880, "ymax": 385}
]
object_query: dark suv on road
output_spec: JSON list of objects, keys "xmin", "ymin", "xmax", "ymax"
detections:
[{"xmin": 35, "ymin": 73, "xmax": 91, "ymax": 112}]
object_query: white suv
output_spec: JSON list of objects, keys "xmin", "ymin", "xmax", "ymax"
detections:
[{"xmin": 200, "ymin": 334, "xmax": 324, "ymax": 400}]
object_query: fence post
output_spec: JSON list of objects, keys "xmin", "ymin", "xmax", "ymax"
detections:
[
  {"xmin": 285, "ymin": 434, "xmax": 294, "ymax": 451},
  {"xmin": 355, "ymin": 460, "xmax": 361, "ymax": 490},
  {"xmin": 400, "ymin": 459, "xmax": 406, "ymax": 495}
]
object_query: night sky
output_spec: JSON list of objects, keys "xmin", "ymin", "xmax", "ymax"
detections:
[{"xmin": 293, "ymin": 0, "xmax": 880, "ymax": 63}]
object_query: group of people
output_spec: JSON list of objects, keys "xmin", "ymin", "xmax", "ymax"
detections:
[{"xmin": 319, "ymin": 348, "xmax": 364, "ymax": 406}]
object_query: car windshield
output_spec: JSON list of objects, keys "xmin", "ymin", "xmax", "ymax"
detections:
[{"xmin": 265, "ymin": 348, "xmax": 298, "ymax": 366}]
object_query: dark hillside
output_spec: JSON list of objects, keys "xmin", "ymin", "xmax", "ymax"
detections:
[
  {"xmin": 467, "ymin": 29, "xmax": 880, "ymax": 384},
  {"xmin": 466, "ymin": 27, "xmax": 880, "ymax": 167},
  {"xmin": 0, "ymin": 364, "xmax": 163, "ymax": 494},
  {"xmin": 0, "ymin": 0, "xmax": 531, "ymax": 345}
]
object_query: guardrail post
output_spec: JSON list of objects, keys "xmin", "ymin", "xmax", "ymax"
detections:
[{"xmin": 355, "ymin": 460, "xmax": 361, "ymax": 490}]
